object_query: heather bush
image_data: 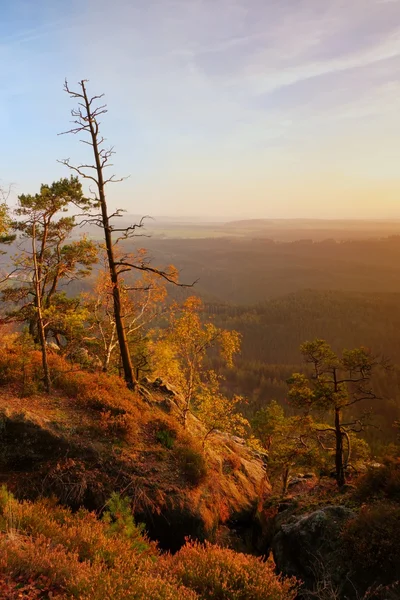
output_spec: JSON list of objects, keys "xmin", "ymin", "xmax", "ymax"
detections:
[
  {"xmin": 161, "ymin": 540, "xmax": 299, "ymax": 600},
  {"xmin": 1, "ymin": 532, "xmax": 198, "ymax": 600},
  {"xmin": 355, "ymin": 457, "xmax": 400, "ymax": 502},
  {"xmin": 0, "ymin": 490, "xmax": 301, "ymax": 600},
  {"xmin": 0, "ymin": 533, "xmax": 97, "ymax": 595},
  {"xmin": 342, "ymin": 502, "xmax": 400, "ymax": 586},
  {"xmin": 0, "ymin": 489, "xmax": 154, "ymax": 564},
  {"xmin": 0, "ymin": 490, "xmax": 196, "ymax": 599}
]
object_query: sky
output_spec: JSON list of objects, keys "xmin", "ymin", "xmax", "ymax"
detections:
[{"xmin": 1, "ymin": 0, "xmax": 400, "ymax": 220}]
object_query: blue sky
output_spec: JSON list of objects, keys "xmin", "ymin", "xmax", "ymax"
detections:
[{"xmin": 1, "ymin": 0, "xmax": 400, "ymax": 219}]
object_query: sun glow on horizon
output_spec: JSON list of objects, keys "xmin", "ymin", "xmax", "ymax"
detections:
[{"xmin": 1, "ymin": 0, "xmax": 400, "ymax": 219}]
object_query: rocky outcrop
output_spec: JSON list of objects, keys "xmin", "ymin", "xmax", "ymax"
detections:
[
  {"xmin": 0, "ymin": 386, "xmax": 268, "ymax": 552},
  {"xmin": 272, "ymin": 505, "xmax": 355, "ymax": 593}
]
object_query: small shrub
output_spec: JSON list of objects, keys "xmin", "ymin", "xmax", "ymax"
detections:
[
  {"xmin": 156, "ymin": 428, "xmax": 176, "ymax": 449},
  {"xmin": 160, "ymin": 539, "xmax": 299, "ymax": 600},
  {"xmin": 174, "ymin": 445, "xmax": 208, "ymax": 486},
  {"xmin": 0, "ymin": 492, "xmax": 302, "ymax": 600},
  {"xmin": 149, "ymin": 417, "xmax": 180, "ymax": 449},
  {"xmin": 0, "ymin": 493, "xmax": 197, "ymax": 600},
  {"xmin": 102, "ymin": 492, "xmax": 149, "ymax": 554},
  {"xmin": 0, "ymin": 533, "xmax": 96, "ymax": 596}
]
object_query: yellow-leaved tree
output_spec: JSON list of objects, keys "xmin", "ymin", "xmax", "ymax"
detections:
[
  {"xmin": 151, "ymin": 296, "xmax": 243, "ymax": 430},
  {"xmin": 195, "ymin": 371, "xmax": 249, "ymax": 446}
]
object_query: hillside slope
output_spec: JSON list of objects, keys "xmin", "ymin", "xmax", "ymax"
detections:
[{"xmin": 0, "ymin": 347, "xmax": 267, "ymax": 551}]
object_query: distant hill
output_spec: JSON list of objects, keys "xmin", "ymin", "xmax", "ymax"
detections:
[
  {"xmin": 222, "ymin": 218, "xmax": 400, "ymax": 242},
  {"xmin": 73, "ymin": 217, "xmax": 400, "ymax": 242}
]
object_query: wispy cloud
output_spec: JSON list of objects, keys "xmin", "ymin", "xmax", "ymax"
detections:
[{"xmin": 1, "ymin": 0, "xmax": 400, "ymax": 218}]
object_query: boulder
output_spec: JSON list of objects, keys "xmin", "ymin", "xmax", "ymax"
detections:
[
  {"xmin": 272, "ymin": 505, "xmax": 355, "ymax": 592},
  {"xmin": 46, "ymin": 342, "xmax": 60, "ymax": 352}
]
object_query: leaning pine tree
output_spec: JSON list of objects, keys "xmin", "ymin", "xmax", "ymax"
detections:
[{"xmin": 60, "ymin": 80, "xmax": 191, "ymax": 390}]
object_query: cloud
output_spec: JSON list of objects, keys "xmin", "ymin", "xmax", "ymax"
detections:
[
  {"xmin": 2, "ymin": 0, "xmax": 400, "ymax": 217},
  {"xmin": 243, "ymin": 30, "xmax": 400, "ymax": 94}
]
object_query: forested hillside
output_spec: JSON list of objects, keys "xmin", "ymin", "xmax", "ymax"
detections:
[
  {"xmin": 208, "ymin": 290, "xmax": 400, "ymax": 363},
  {"xmin": 206, "ymin": 290, "xmax": 400, "ymax": 449}
]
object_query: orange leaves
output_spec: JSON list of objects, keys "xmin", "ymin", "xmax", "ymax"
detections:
[
  {"xmin": 182, "ymin": 296, "xmax": 203, "ymax": 313},
  {"xmin": 0, "ymin": 574, "xmax": 61, "ymax": 599}
]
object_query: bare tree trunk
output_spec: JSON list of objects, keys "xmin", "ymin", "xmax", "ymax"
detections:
[
  {"xmin": 103, "ymin": 323, "xmax": 116, "ymax": 373},
  {"xmin": 183, "ymin": 366, "xmax": 194, "ymax": 428},
  {"xmin": 62, "ymin": 80, "xmax": 194, "ymax": 390},
  {"xmin": 282, "ymin": 466, "xmax": 290, "ymax": 496},
  {"xmin": 334, "ymin": 407, "xmax": 345, "ymax": 488},
  {"xmin": 32, "ymin": 222, "xmax": 51, "ymax": 393},
  {"xmin": 343, "ymin": 429, "xmax": 351, "ymax": 470},
  {"xmin": 332, "ymin": 368, "xmax": 345, "ymax": 488},
  {"xmin": 79, "ymin": 81, "xmax": 136, "ymax": 390}
]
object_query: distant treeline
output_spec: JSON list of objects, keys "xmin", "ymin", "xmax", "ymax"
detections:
[{"xmin": 131, "ymin": 235, "xmax": 400, "ymax": 304}]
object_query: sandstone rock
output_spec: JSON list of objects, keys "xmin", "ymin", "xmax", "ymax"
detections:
[
  {"xmin": 272, "ymin": 505, "xmax": 355, "ymax": 591},
  {"xmin": 46, "ymin": 341, "xmax": 60, "ymax": 352},
  {"xmin": 0, "ymin": 401, "xmax": 268, "ymax": 553}
]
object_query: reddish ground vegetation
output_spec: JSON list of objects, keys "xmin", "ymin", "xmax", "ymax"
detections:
[
  {"xmin": 0, "ymin": 490, "xmax": 298, "ymax": 600},
  {"xmin": 160, "ymin": 540, "xmax": 298, "ymax": 600}
]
